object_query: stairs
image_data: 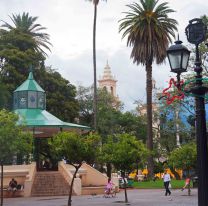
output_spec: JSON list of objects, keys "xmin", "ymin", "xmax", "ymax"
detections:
[{"xmin": 31, "ymin": 171, "xmax": 70, "ymax": 196}]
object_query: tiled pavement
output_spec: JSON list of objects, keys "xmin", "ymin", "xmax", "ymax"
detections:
[{"xmin": 3, "ymin": 188, "xmax": 197, "ymax": 206}]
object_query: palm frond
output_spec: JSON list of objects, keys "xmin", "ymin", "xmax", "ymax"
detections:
[
  {"xmin": 1, "ymin": 12, "xmax": 52, "ymax": 56},
  {"xmin": 119, "ymin": 0, "xmax": 178, "ymax": 65}
]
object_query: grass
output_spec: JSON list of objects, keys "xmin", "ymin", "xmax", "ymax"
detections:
[{"xmin": 132, "ymin": 179, "xmax": 193, "ymax": 189}]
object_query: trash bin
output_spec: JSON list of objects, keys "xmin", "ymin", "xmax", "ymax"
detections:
[
  {"xmin": 127, "ymin": 179, "xmax": 134, "ymax": 188},
  {"xmin": 192, "ymin": 177, "xmax": 198, "ymax": 188}
]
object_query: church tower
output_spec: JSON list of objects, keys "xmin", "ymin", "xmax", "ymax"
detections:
[{"xmin": 98, "ymin": 61, "xmax": 118, "ymax": 99}]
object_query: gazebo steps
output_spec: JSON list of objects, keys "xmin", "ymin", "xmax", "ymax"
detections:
[{"xmin": 31, "ymin": 171, "xmax": 71, "ymax": 196}]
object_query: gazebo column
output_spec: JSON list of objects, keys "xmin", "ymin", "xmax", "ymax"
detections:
[{"xmin": 33, "ymin": 128, "xmax": 40, "ymax": 171}]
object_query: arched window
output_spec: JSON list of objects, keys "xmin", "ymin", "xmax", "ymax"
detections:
[{"xmin": 111, "ymin": 86, "xmax": 114, "ymax": 95}]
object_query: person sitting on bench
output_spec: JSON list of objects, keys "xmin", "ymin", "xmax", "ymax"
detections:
[{"xmin": 8, "ymin": 178, "xmax": 18, "ymax": 191}]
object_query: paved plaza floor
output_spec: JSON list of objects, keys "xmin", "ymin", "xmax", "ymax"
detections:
[{"xmin": 4, "ymin": 189, "xmax": 197, "ymax": 206}]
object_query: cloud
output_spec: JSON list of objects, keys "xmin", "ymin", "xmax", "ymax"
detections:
[{"xmin": 1, "ymin": 0, "xmax": 208, "ymax": 111}]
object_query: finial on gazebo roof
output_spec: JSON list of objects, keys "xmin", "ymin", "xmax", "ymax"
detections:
[{"xmin": 28, "ymin": 65, "xmax": 34, "ymax": 80}]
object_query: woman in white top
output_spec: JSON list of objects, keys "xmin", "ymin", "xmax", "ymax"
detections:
[{"xmin": 163, "ymin": 170, "xmax": 171, "ymax": 196}]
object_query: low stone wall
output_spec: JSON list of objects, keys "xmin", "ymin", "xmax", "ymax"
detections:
[
  {"xmin": 58, "ymin": 161, "xmax": 81, "ymax": 195},
  {"xmin": 0, "ymin": 162, "xmax": 36, "ymax": 197},
  {"xmin": 81, "ymin": 163, "xmax": 108, "ymax": 187},
  {"xmin": 0, "ymin": 164, "xmax": 30, "ymax": 188},
  {"xmin": 3, "ymin": 189, "xmax": 24, "ymax": 198}
]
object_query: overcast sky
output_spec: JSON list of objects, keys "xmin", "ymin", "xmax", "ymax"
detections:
[{"xmin": 1, "ymin": 0, "xmax": 208, "ymax": 111}]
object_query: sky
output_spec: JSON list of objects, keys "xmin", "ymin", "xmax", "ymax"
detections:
[{"xmin": 1, "ymin": 0, "xmax": 208, "ymax": 111}]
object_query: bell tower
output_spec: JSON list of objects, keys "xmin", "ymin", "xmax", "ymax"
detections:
[{"xmin": 98, "ymin": 61, "xmax": 118, "ymax": 98}]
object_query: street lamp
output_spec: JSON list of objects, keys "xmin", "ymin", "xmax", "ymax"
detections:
[
  {"xmin": 167, "ymin": 38, "xmax": 190, "ymax": 86},
  {"xmin": 167, "ymin": 18, "xmax": 208, "ymax": 206}
]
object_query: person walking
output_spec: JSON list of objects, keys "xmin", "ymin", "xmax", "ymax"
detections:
[
  {"xmin": 181, "ymin": 176, "xmax": 191, "ymax": 191},
  {"xmin": 163, "ymin": 170, "xmax": 171, "ymax": 196}
]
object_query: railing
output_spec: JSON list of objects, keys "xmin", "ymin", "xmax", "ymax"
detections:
[
  {"xmin": 81, "ymin": 163, "xmax": 108, "ymax": 186},
  {"xmin": 24, "ymin": 162, "xmax": 36, "ymax": 197},
  {"xmin": 58, "ymin": 161, "xmax": 81, "ymax": 195}
]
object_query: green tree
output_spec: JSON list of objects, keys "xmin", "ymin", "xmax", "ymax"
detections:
[
  {"xmin": 102, "ymin": 134, "xmax": 149, "ymax": 203},
  {"xmin": 76, "ymin": 85, "xmax": 95, "ymax": 126},
  {"xmin": 77, "ymin": 86, "xmax": 122, "ymax": 129},
  {"xmin": 117, "ymin": 112, "xmax": 147, "ymax": 143},
  {"xmin": 119, "ymin": 0, "xmax": 177, "ymax": 177},
  {"xmin": 1, "ymin": 12, "xmax": 51, "ymax": 55},
  {"xmin": 0, "ymin": 110, "xmax": 32, "ymax": 206},
  {"xmin": 77, "ymin": 86, "xmax": 147, "ymax": 143},
  {"xmin": 0, "ymin": 28, "xmax": 79, "ymax": 121},
  {"xmin": 97, "ymin": 89, "xmax": 122, "ymax": 137},
  {"xmin": 0, "ymin": 27, "xmax": 45, "ymax": 109},
  {"xmin": 87, "ymin": 0, "xmax": 107, "ymax": 130},
  {"xmin": 35, "ymin": 67, "xmax": 79, "ymax": 122},
  {"xmin": 49, "ymin": 132, "xmax": 101, "ymax": 206},
  {"xmin": 169, "ymin": 142, "xmax": 196, "ymax": 195},
  {"xmin": 0, "ymin": 83, "xmax": 9, "ymax": 109}
]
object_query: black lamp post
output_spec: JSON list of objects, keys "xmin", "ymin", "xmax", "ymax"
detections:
[
  {"xmin": 186, "ymin": 18, "xmax": 208, "ymax": 206},
  {"xmin": 167, "ymin": 18, "xmax": 208, "ymax": 206},
  {"xmin": 167, "ymin": 38, "xmax": 190, "ymax": 87}
]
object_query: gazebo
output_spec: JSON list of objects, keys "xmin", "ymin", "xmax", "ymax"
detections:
[{"xmin": 13, "ymin": 71, "xmax": 91, "ymax": 170}]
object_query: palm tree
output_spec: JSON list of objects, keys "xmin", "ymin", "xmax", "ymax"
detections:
[
  {"xmin": 1, "ymin": 12, "xmax": 51, "ymax": 56},
  {"xmin": 88, "ymin": 0, "xmax": 107, "ymax": 131},
  {"xmin": 119, "ymin": 0, "xmax": 177, "ymax": 177}
]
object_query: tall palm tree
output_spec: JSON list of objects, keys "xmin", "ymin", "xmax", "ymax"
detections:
[
  {"xmin": 1, "ymin": 12, "xmax": 51, "ymax": 56},
  {"xmin": 119, "ymin": 0, "xmax": 177, "ymax": 177},
  {"xmin": 88, "ymin": 0, "xmax": 107, "ymax": 131}
]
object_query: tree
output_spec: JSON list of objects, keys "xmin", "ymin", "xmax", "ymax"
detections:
[
  {"xmin": 0, "ymin": 27, "xmax": 45, "ymax": 109},
  {"xmin": 169, "ymin": 142, "xmax": 196, "ymax": 195},
  {"xmin": 0, "ymin": 110, "xmax": 32, "ymax": 206},
  {"xmin": 119, "ymin": 0, "xmax": 178, "ymax": 177},
  {"xmin": 117, "ymin": 111, "xmax": 147, "ymax": 143},
  {"xmin": 77, "ymin": 86, "xmax": 146, "ymax": 142},
  {"xmin": 35, "ymin": 67, "xmax": 79, "ymax": 122},
  {"xmin": 0, "ymin": 28, "xmax": 79, "ymax": 121},
  {"xmin": 0, "ymin": 83, "xmax": 9, "ymax": 109},
  {"xmin": 49, "ymin": 132, "xmax": 101, "ymax": 206},
  {"xmin": 102, "ymin": 134, "xmax": 149, "ymax": 203},
  {"xmin": 87, "ymin": 0, "xmax": 107, "ymax": 130},
  {"xmin": 77, "ymin": 86, "xmax": 122, "ymax": 130},
  {"xmin": 76, "ymin": 85, "xmax": 95, "ymax": 127},
  {"xmin": 1, "ymin": 12, "xmax": 51, "ymax": 56}
]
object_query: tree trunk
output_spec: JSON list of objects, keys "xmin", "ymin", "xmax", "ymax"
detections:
[
  {"xmin": 68, "ymin": 165, "xmax": 81, "ymax": 206},
  {"xmin": 146, "ymin": 64, "xmax": 154, "ymax": 178},
  {"xmin": 169, "ymin": 166, "xmax": 180, "ymax": 180},
  {"xmin": 1, "ymin": 162, "xmax": 3, "ymax": 206},
  {"xmin": 187, "ymin": 170, "xmax": 191, "ymax": 196},
  {"xmin": 93, "ymin": 2, "xmax": 98, "ymax": 131},
  {"xmin": 106, "ymin": 163, "xmax": 112, "ymax": 178},
  {"xmin": 123, "ymin": 177, "xmax": 128, "ymax": 203},
  {"xmin": 175, "ymin": 109, "xmax": 180, "ymax": 147}
]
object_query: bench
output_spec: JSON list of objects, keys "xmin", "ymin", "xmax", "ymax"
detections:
[{"xmin": 2, "ymin": 187, "xmax": 24, "ymax": 198}]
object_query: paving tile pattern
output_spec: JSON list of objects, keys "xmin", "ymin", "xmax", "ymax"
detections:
[{"xmin": 4, "ymin": 188, "xmax": 198, "ymax": 206}]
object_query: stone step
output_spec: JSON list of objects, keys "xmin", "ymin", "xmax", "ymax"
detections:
[
  {"xmin": 31, "ymin": 171, "xmax": 70, "ymax": 197},
  {"xmin": 82, "ymin": 186, "xmax": 106, "ymax": 195}
]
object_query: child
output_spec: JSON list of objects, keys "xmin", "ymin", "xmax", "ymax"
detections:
[
  {"xmin": 105, "ymin": 178, "xmax": 113, "ymax": 194},
  {"xmin": 181, "ymin": 177, "xmax": 191, "ymax": 191}
]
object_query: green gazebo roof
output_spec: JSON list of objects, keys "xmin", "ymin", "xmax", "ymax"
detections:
[
  {"xmin": 13, "ymin": 71, "xmax": 91, "ymax": 136},
  {"xmin": 15, "ymin": 109, "xmax": 90, "ymax": 130},
  {"xmin": 14, "ymin": 72, "xmax": 44, "ymax": 92}
]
